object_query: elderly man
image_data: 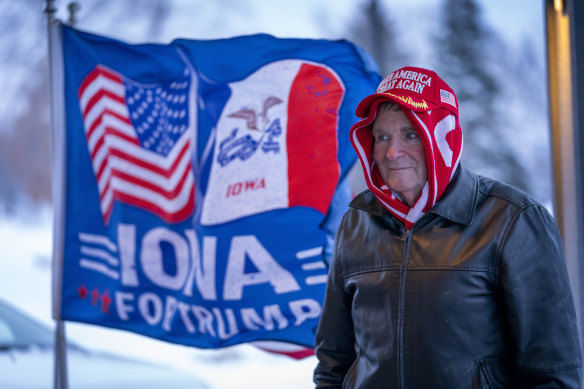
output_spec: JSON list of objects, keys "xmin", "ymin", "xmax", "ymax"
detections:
[{"xmin": 313, "ymin": 66, "xmax": 582, "ymax": 388}]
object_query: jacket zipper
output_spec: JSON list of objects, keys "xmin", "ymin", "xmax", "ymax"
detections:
[{"xmin": 397, "ymin": 228, "xmax": 413, "ymax": 389}]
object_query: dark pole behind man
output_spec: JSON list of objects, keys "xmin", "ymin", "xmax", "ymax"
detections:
[{"xmin": 313, "ymin": 66, "xmax": 582, "ymax": 388}]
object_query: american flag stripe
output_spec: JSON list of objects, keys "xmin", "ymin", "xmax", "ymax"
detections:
[
  {"xmin": 91, "ymin": 133, "xmax": 187, "ymax": 180},
  {"xmin": 78, "ymin": 65, "xmax": 195, "ymax": 223},
  {"xmin": 107, "ymin": 172, "xmax": 194, "ymax": 209},
  {"xmin": 86, "ymin": 107, "xmax": 137, "ymax": 148},
  {"xmin": 108, "ymin": 180, "xmax": 194, "ymax": 220},
  {"xmin": 440, "ymin": 89, "xmax": 457, "ymax": 108},
  {"xmin": 103, "ymin": 134, "xmax": 191, "ymax": 175},
  {"xmin": 94, "ymin": 136, "xmax": 191, "ymax": 187},
  {"xmin": 106, "ymin": 152, "xmax": 193, "ymax": 194},
  {"xmin": 83, "ymin": 92, "xmax": 127, "ymax": 123},
  {"xmin": 94, "ymin": 137, "xmax": 191, "ymax": 196},
  {"xmin": 82, "ymin": 85, "xmax": 126, "ymax": 111},
  {"xmin": 83, "ymin": 99, "xmax": 135, "ymax": 143},
  {"xmin": 79, "ymin": 69, "xmax": 126, "ymax": 111},
  {"xmin": 95, "ymin": 145, "xmax": 194, "ymax": 220},
  {"xmin": 83, "ymin": 98, "xmax": 131, "ymax": 138},
  {"xmin": 97, "ymin": 154, "xmax": 195, "ymax": 220}
]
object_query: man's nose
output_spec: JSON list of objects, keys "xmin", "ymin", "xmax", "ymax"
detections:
[{"xmin": 385, "ymin": 140, "xmax": 405, "ymax": 160}]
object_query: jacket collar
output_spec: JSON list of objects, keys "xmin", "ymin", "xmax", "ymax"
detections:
[
  {"xmin": 427, "ymin": 165, "xmax": 478, "ymax": 225},
  {"xmin": 350, "ymin": 165, "xmax": 478, "ymax": 226}
]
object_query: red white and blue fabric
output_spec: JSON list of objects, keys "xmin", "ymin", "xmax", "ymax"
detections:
[
  {"xmin": 58, "ymin": 25, "xmax": 380, "ymax": 358},
  {"xmin": 201, "ymin": 61, "xmax": 343, "ymax": 225},
  {"xmin": 351, "ymin": 100, "xmax": 463, "ymax": 229},
  {"xmin": 78, "ymin": 65, "xmax": 195, "ymax": 224}
]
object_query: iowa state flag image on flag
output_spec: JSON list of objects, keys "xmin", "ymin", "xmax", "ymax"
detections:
[{"xmin": 55, "ymin": 24, "xmax": 380, "ymax": 356}]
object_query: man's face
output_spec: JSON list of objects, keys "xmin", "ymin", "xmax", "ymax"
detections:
[{"xmin": 372, "ymin": 106, "xmax": 427, "ymax": 206}]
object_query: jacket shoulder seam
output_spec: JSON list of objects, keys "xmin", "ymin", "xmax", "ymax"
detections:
[
  {"xmin": 477, "ymin": 179, "xmax": 536, "ymax": 209},
  {"xmin": 495, "ymin": 203, "xmax": 538, "ymax": 279}
]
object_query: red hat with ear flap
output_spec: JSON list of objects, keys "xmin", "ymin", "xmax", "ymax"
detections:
[{"xmin": 350, "ymin": 66, "xmax": 464, "ymax": 229}]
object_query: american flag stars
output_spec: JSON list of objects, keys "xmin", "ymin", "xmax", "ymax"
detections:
[
  {"xmin": 77, "ymin": 65, "xmax": 196, "ymax": 223},
  {"xmin": 125, "ymin": 71, "xmax": 190, "ymax": 157}
]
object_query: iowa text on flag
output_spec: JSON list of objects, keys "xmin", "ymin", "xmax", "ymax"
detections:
[{"xmin": 77, "ymin": 65, "xmax": 195, "ymax": 224}]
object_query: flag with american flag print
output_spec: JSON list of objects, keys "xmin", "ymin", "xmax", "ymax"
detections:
[
  {"xmin": 78, "ymin": 65, "xmax": 195, "ymax": 224},
  {"xmin": 55, "ymin": 24, "xmax": 380, "ymax": 358}
]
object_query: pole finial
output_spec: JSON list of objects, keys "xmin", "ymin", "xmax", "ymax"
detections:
[
  {"xmin": 44, "ymin": 0, "xmax": 57, "ymax": 15},
  {"xmin": 68, "ymin": 2, "xmax": 81, "ymax": 26}
]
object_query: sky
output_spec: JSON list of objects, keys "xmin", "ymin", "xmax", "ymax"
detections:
[
  {"xmin": 50, "ymin": 0, "xmax": 545, "ymax": 48},
  {"xmin": 482, "ymin": 1, "xmax": 544, "ymax": 44},
  {"xmin": 1, "ymin": 0, "xmax": 548, "ymax": 388}
]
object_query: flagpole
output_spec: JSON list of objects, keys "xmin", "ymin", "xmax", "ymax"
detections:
[{"xmin": 45, "ymin": 0, "xmax": 68, "ymax": 388}]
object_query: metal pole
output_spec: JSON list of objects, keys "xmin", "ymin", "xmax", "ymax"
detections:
[
  {"xmin": 45, "ymin": 1, "xmax": 68, "ymax": 388},
  {"xmin": 545, "ymin": 0, "xmax": 583, "ymax": 355},
  {"xmin": 567, "ymin": 0, "xmax": 584, "ymax": 359}
]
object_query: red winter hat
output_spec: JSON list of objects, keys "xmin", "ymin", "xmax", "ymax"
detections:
[
  {"xmin": 350, "ymin": 66, "xmax": 463, "ymax": 229},
  {"xmin": 355, "ymin": 66, "xmax": 458, "ymax": 119}
]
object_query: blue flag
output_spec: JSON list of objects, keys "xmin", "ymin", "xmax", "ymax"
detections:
[{"xmin": 57, "ymin": 24, "xmax": 380, "ymax": 355}]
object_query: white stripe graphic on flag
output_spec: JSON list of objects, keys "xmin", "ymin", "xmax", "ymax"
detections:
[
  {"xmin": 79, "ymin": 259, "xmax": 120, "ymax": 280},
  {"xmin": 78, "ymin": 232, "xmax": 117, "ymax": 252},
  {"xmin": 80, "ymin": 246, "xmax": 119, "ymax": 266}
]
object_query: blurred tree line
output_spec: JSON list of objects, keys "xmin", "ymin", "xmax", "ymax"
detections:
[{"xmin": 0, "ymin": 0, "xmax": 550, "ymax": 213}]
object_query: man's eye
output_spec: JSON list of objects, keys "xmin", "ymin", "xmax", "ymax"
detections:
[
  {"xmin": 375, "ymin": 134, "xmax": 389, "ymax": 142},
  {"xmin": 405, "ymin": 132, "xmax": 418, "ymax": 140}
]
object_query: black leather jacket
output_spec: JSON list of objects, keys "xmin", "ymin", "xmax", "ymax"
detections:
[{"xmin": 314, "ymin": 166, "xmax": 582, "ymax": 388}]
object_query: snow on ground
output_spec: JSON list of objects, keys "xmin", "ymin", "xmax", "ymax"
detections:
[{"xmin": 0, "ymin": 207, "xmax": 317, "ymax": 389}]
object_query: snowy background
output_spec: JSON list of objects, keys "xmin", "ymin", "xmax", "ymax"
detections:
[{"xmin": 0, "ymin": 0, "xmax": 548, "ymax": 388}]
